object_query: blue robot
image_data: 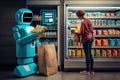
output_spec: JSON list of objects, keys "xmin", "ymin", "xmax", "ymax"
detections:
[{"xmin": 13, "ymin": 8, "xmax": 41, "ymax": 77}]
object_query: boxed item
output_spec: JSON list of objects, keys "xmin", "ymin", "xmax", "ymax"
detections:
[
  {"xmin": 106, "ymin": 49, "xmax": 112, "ymax": 57},
  {"xmin": 109, "ymin": 39, "xmax": 116, "ymax": 46},
  {"xmin": 76, "ymin": 49, "xmax": 81, "ymax": 57},
  {"xmin": 102, "ymin": 30, "xmax": 108, "ymax": 35},
  {"xmin": 102, "ymin": 39, "xmax": 108, "ymax": 46},
  {"xmin": 101, "ymin": 49, "xmax": 107, "ymax": 57},
  {"xmin": 96, "ymin": 30, "xmax": 102, "ymax": 35},
  {"xmin": 112, "ymin": 49, "xmax": 118, "ymax": 57},
  {"xmin": 95, "ymin": 49, "xmax": 101, "ymax": 57},
  {"xmin": 37, "ymin": 44, "xmax": 58, "ymax": 76},
  {"xmin": 96, "ymin": 39, "xmax": 101, "ymax": 46}
]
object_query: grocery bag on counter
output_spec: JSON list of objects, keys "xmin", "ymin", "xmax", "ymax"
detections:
[{"xmin": 37, "ymin": 44, "xmax": 58, "ymax": 76}]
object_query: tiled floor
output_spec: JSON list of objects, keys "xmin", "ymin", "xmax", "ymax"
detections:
[{"xmin": 0, "ymin": 71, "xmax": 120, "ymax": 80}]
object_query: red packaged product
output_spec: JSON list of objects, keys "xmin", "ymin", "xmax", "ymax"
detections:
[
  {"xmin": 102, "ymin": 30, "xmax": 108, "ymax": 35},
  {"xmin": 101, "ymin": 49, "xmax": 107, "ymax": 57},
  {"xmin": 96, "ymin": 30, "xmax": 102, "ymax": 35},
  {"xmin": 112, "ymin": 49, "xmax": 118, "ymax": 57},
  {"xmin": 105, "ymin": 13, "xmax": 110, "ymax": 16},
  {"xmin": 110, "ymin": 12, "xmax": 115, "ymax": 16},
  {"xmin": 106, "ymin": 49, "xmax": 112, "ymax": 57},
  {"xmin": 117, "ymin": 49, "xmax": 120, "ymax": 56}
]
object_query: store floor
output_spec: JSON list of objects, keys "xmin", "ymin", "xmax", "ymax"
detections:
[{"xmin": 0, "ymin": 71, "xmax": 120, "ymax": 80}]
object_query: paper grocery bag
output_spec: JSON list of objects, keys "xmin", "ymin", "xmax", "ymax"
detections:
[{"xmin": 37, "ymin": 44, "xmax": 58, "ymax": 76}]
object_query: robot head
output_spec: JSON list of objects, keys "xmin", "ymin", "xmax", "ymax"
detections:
[{"xmin": 15, "ymin": 8, "xmax": 33, "ymax": 25}]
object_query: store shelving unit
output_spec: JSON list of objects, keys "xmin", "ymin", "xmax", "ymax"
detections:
[{"xmin": 64, "ymin": 7, "xmax": 120, "ymax": 69}]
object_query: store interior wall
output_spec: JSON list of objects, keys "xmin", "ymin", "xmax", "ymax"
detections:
[{"xmin": 0, "ymin": 0, "xmax": 26, "ymax": 70}]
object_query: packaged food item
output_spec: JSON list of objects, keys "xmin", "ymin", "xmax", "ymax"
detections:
[
  {"xmin": 115, "ymin": 30, "xmax": 120, "ymax": 35},
  {"xmin": 109, "ymin": 39, "xmax": 116, "ymax": 46},
  {"xmin": 102, "ymin": 39, "xmax": 108, "ymax": 46},
  {"xmin": 101, "ymin": 13, "xmax": 105, "ymax": 16},
  {"xmin": 106, "ymin": 49, "xmax": 112, "ymax": 57},
  {"xmin": 71, "ymin": 50, "xmax": 75, "ymax": 57},
  {"xmin": 68, "ymin": 49, "xmax": 72, "ymax": 57},
  {"xmin": 102, "ymin": 20, "xmax": 106, "ymax": 25},
  {"xmin": 96, "ymin": 39, "xmax": 101, "ymax": 46},
  {"xmin": 68, "ymin": 38, "xmax": 73, "ymax": 46},
  {"xmin": 112, "ymin": 49, "xmax": 118, "ymax": 57},
  {"xmin": 101, "ymin": 49, "xmax": 107, "ymax": 57},
  {"xmin": 107, "ymin": 20, "xmax": 115, "ymax": 26},
  {"xmin": 96, "ymin": 20, "xmax": 100, "ymax": 26},
  {"xmin": 93, "ymin": 30, "xmax": 96, "ymax": 35},
  {"xmin": 112, "ymin": 29, "xmax": 116, "ymax": 35},
  {"xmin": 116, "ymin": 11, "xmax": 120, "ymax": 16},
  {"xmin": 96, "ymin": 12, "xmax": 101, "ymax": 16},
  {"xmin": 81, "ymin": 49, "xmax": 85, "ymax": 56},
  {"xmin": 102, "ymin": 30, "xmax": 108, "ymax": 35},
  {"xmin": 117, "ymin": 49, "xmax": 120, "ymax": 56},
  {"xmin": 105, "ymin": 13, "xmax": 110, "ymax": 16},
  {"xmin": 110, "ymin": 12, "xmax": 115, "ymax": 16},
  {"xmin": 96, "ymin": 30, "xmax": 102, "ymax": 35},
  {"xmin": 76, "ymin": 49, "xmax": 81, "ymax": 57},
  {"xmin": 91, "ymin": 49, "xmax": 95, "ymax": 56},
  {"xmin": 108, "ymin": 29, "xmax": 113, "ymax": 35},
  {"xmin": 95, "ymin": 49, "xmax": 101, "ymax": 57},
  {"xmin": 116, "ymin": 39, "xmax": 120, "ymax": 46},
  {"xmin": 116, "ymin": 20, "xmax": 120, "ymax": 25}
]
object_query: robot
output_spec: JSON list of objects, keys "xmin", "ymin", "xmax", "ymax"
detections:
[{"xmin": 12, "ymin": 8, "xmax": 43, "ymax": 77}]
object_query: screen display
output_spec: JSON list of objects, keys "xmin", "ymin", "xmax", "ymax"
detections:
[
  {"xmin": 23, "ymin": 13, "xmax": 32, "ymax": 22},
  {"xmin": 41, "ymin": 10, "xmax": 56, "ymax": 26}
]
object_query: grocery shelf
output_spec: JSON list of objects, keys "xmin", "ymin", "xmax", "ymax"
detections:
[
  {"xmin": 68, "ymin": 16, "xmax": 120, "ymax": 19},
  {"xmin": 94, "ymin": 35, "xmax": 120, "ymax": 38},
  {"xmin": 68, "ymin": 46, "xmax": 120, "ymax": 48},
  {"xmin": 41, "ymin": 37, "xmax": 57, "ymax": 39},
  {"xmin": 94, "ymin": 26, "xmax": 120, "ymax": 28}
]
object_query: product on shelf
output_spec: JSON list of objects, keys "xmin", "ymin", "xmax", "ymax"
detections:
[
  {"xmin": 105, "ymin": 13, "xmax": 111, "ymax": 16},
  {"xmin": 101, "ymin": 49, "xmax": 107, "ymax": 57},
  {"xmin": 107, "ymin": 20, "xmax": 115, "ymax": 26},
  {"xmin": 71, "ymin": 50, "xmax": 76, "ymax": 56},
  {"xmin": 95, "ymin": 49, "xmax": 101, "ymax": 57},
  {"xmin": 101, "ymin": 13, "xmax": 105, "ymax": 16},
  {"xmin": 96, "ymin": 39, "xmax": 101, "ymax": 46},
  {"xmin": 116, "ymin": 39, "xmax": 120, "ymax": 46},
  {"xmin": 76, "ymin": 49, "xmax": 81, "ymax": 57},
  {"xmin": 115, "ymin": 30, "xmax": 120, "ymax": 35},
  {"xmin": 91, "ymin": 49, "xmax": 95, "ymax": 56},
  {"xmin": 106, "ymin": 49, "xmax": 112, "ymax": 57},
  {"xmin": 96, "ymin": 20, "xmax": 101, "ymax": 26},
  {"xmin": 96, "ymin": 30, "xmax": 102, "ymax": 35},
  {"xmin": 102, "ymin": 30, "xmax": 108, "ymax": 35},
  {"xmin": 102, "ymin": 20, "xmax": 106, "ymax": 26},
  {"xmin": 102, "ymin": 39, "xmax": 108, "ymax": 46},
  {"xmin": 92, "ymin": 39, "xmax": 96, "ymax": 46},
  {"xmin": 108, "ymin": 29, "xmax": 115, "ymax": 35},
  {"xmin": 68, "ymin": 49, "xmax": 72, "ymax": 57},
  {"xmin": 110, "ymin": 12, "xmax": 115, "ymax": 16},
  {"xmin": 75, "ymin": 22, "xmax": 81, "ymax": 33},
  {"xmin": 116, "ymin": 11, "xmax": 120, "ymax": 16},
  {"xmin": 68, "ymin": 38, "xmax": 73, "ymax": 46},
  {"xmin": 68, "ymin": 30, "xmax": 72, "ymax": 36},
  {"xmin": 109, "ymin": 39, "xmax": 116, "ymax": 46},
  {"xmin": 117, "ymin": 49, "xmax": 120, "ymax": 56},
  {"xmin": 81, "ymin": 49, "xmax": 85, "ymax": 56},
  {"xmin": 112, "ymin": 49, "xmax": 118, "ymax": 57},
  {"xmin": 93, "ymin": 30, "xmax": 96, "ymax": 35},
  {"xmin": 116, "ymin": 20, "xmax": 120, "ymax": 25}
]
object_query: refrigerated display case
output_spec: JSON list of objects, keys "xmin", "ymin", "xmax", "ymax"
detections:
[{"xmin": 64, "ymin": 7, "xmax": 120, "ymax": 70}]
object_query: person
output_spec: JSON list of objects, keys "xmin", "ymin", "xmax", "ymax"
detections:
[{"xmin": 75, "ymin": 10, "xmax": 94, "ymax": 75}]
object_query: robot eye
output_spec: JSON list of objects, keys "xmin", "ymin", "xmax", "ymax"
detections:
[{"xmin": 23, "ymin": 13, "xmax": 32, "ymax": 22}]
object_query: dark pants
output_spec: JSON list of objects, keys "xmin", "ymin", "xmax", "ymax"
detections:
[{"xmin": 83, "ymin": 37, "xmax": 94, "ymax": 71}]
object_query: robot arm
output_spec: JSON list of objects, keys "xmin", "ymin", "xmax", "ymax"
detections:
[{"xmin": 13, "ymin": 27, "xmax": 39, "ymax": 45}]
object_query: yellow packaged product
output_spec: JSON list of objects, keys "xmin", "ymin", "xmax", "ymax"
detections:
[
  {"xmin": 75, "ymin": 49, "xmax": 81, "ymax": 57},
  {"xmin": 81, "ymin": 49, "xmax": 85, "ymax": 56}
]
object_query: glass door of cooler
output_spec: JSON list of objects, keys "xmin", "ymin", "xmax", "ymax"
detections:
[{"xmin": 64, "ymin": 7, "xmax": 120, "ymax": 69}]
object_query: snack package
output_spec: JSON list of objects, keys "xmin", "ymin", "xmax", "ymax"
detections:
[
  {"xmin": 95, "ymin": 49, "xmax": 101, "ymax": 57},
  {"xmin": 102, "ymin": 20, "xmax": 106, "ymax": 26},
  {"xmin": 92, "ymin": 39, "xmax": 96, "ymax": 46},
  {"xmin": 102, "ymin": 30, "xmax": 108, "ymax": 35},
  {"xmin": 31, "ymin": 24, "xmax": 47, "ymax": 40},
  {"xmin": 68, "ymin": 49, "xmax": 72, "ymax": 57},
  {"xmin": 91, "ymin": 49, "xmax": 95, "ymax": 56},
  {"xmin": 110, "ymin": 12, "xmax": 115, "ymax": 16},
  {"xmin": 108, "ymin": 29, "xmax": 113, "ymax": 35},
  {"xmin": 81, "ymin": 49, "xmax": 85, "ymax": 56},
  {"xmin": 102, "ymin": 39, "xmax": 108, "ymax": 46},
  {"xmin": 109, "ymin": 39, "xmax": 116, "ymax": 46},
  {"xmin": 96, "ymin": 39, "xmax": 101, "ymax": 46},
  {"xmin": 106, "ymin": 49, "xmax": 112, "ymax": 57},
  {"xmin": 116, "ymin": 39, "xmax": 120, "ymax": 46},
  {"xmin": 117, "ymin": 49, "xmax": 120, "ymax": 56},
  {"xmin": 112, "ymin": 49, "xmax": 118, "ymax": 57},
  {"xmin": 105, "ymin": 13, "xmax": 110, "ymax": 16},
  {"xmin": 93, "ymin": 30, "xmax": 96, "ymax": 35},
  {"xmin": 101, "ymin": 49, "xmax": 107, "ymax": 57},
  {"xmin": 115, "ymin": 30, "xmax": 120, "ymax": 35},
  {"xmin": 96, "ymin": 30, "xmax": 102, "ymax": 35},
  {"xmin": 96, "ymin": 20, "xmax": 100, "ymax": 26}
]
